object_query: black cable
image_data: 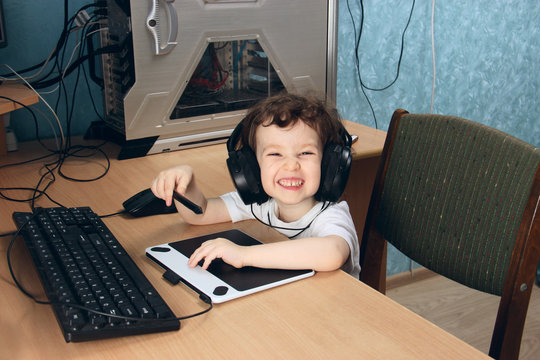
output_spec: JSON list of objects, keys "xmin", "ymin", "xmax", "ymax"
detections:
[
  {"xmin": 30, "ymin": 45, "xmax": 120, "ymax": 90},
  {"xmin": 64, "ymin": 11, "xmax": 107, "ymax": 149},
  {"xmin": 249, "ymin": 202, "xmax": 330, "ymax": 239},
  {"xmin": 82, "ymin": 24, "xmax": 106, "ymax": 120},
  {"xmin": 42, "ymin": 8, "xmax": 109, "ymax": 166},
  {"xmin": 53, "ymin": 12, "xmax": 77, "ymax": 148},
  {"xmin": 0, "ymin": 106, "xmax": 111, "ymax": 211},
  {"xmin": 65, "ymin": 294, "xmax": 213, "ymax": 322},
  {"xmin": 7, "ymin": 215, "xmax": 213, "ymax": 321},
  {"xmin": 30, "ymin": 154, "xmax": 63, "ymax": 212},
  {"xmin": 99, "ymin": 210, "xmax": 127, "ymax": 218},
  {"xmin": 346, "ymin": 0, "xmax": 376, "ymax": 128},
  {"xmin": 3, "ymin": 1, "xmax": 122, "ymax": 242},
  {"xmin": 51, "ymin": 9, "xmax": 103, "ymax": 150},
  {"xmin": 86, "ymin": 23, "xmax": 104, "ymax": 88},
  {"xmin": 21, "ymin": 7, "xmax": 112, "ymax": 90},
  {"xmin": 0, "ymin": 95, "xmax": 58, "ymax": 152},
  {"xmin": 0, "ymin": 153, "xmax": 111, "ymax": 211},
  {"xmin": 0, "ymin": 144, "xmax": 105, "ymax": 212},
  {"xmin": 0, "ymin": 152, "xmax": 64, "ymax": 211},
  {"xmin": 0, "ymin": 88, "xmax": 112, "ymax": 202},
  {"xmin": 0, "ymin": 187, "xmax": 65, "ymax": 207},
  {"xmin": 6, "ymin": 209, "xmax": 51, "ymax": 304},
  {"xmin": 0, "ymin": 2, "xmax": 106, "ymax": 78},
  {"xmin": 33, "ymin": 16, "xmax": 80, "ymax": 91},
  {"xmin": 354, "ymin": 0, "xmax": 415, "ymax": 92},
  {"xmin": 57, "ymin": 144, "xmax": 111, "ymax": 182},
  {"xmin": 346, "ymin": 0, "xmax": 416, "ymax": 128},
  {"xmin": 0, "ymin": 151, "xmax": 58, "ymax": 171}
]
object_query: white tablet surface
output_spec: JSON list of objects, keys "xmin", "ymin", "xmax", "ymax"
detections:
[{"xmin": 145, "ymin": 229, "xmax": 315, "ymax": 303}]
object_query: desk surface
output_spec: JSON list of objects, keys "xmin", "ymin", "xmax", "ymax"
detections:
[
  {"xmin": 0, "ymin": 123, "xmax": 489, "ymax": 359},
  {"xmin": 0, "ymin": 83, "xmax": 40, "ymax": 155},
  {"xmin": 0, "ymin": 83, "xmax": 39, "ymax": 115}
]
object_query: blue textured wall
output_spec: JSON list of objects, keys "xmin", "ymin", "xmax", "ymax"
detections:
[{"xmin": 338, "ymin": 0, "xmax": 540, "ymax": 275}]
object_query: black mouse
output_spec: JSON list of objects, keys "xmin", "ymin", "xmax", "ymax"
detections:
[{"xmin": 123, "ymin": 188, "xmax": 178, "ymax": 217}]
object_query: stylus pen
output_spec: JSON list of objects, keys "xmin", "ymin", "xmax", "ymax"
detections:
[{"xmin": 173, "ymin": 191, "xmax": 203, "ymax": 214}]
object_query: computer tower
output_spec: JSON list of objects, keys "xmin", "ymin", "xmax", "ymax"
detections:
[{"xmin": 99, "ymin": 0, "xmax": 338, "ymax": 159}]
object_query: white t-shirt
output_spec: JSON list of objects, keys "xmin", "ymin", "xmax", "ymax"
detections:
[{"xmin": 220, "ymin": 191, "xmax": 360, "ymax": 278}]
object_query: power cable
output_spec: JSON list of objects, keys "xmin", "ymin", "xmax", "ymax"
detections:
[{"xmin": 346, "ymin": 0, "xmax": 416, "ymax": 128}]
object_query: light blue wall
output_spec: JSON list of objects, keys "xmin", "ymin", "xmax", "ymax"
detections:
[
  {"xmin": 337, "ymin": 0, "xmax": 539, "ymax": 275},
  {"xmin": 1, "ymin": 1, "xmax": 538, "ymax": 275}
]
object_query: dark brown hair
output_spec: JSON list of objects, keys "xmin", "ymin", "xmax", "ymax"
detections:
[{"xmin": 238, "ymin": 93, "xmax": 344, "ymax": 151}]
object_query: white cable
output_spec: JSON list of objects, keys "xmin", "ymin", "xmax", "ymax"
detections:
[
  {"xmin": 0, "ymin": 46, "xmax": 56, "ymax": 82},
  {"xmin": 38, "ymin": 41, "xmax": 82, "ymax": 95},
  {"xmin": 32, "ymin": 106, "xmax": 61, "ymax": 151},
  {"xmin": 430, "ymin": 0, "xmax": 436, "ymax": 113},
  {"xmin": 2, "ymin": 64, "xmax": 65, "ymax": 151},
  {"xmin": 37, "ymin": 26, "xmax": 108, "ymax": 96},
  {"xmin": 85, "ymin": 25, "xmax": 108, "ymax": 37}
]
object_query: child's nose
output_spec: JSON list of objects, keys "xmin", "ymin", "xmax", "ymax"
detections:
[{"xmin": 283, "ymin": 157, "xmax": 300, "ymax": 170}]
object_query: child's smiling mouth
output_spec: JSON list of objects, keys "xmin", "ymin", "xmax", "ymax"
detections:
[{"xmin": 277, "ymin": 178, "xmax": 304, "ymax": 189}]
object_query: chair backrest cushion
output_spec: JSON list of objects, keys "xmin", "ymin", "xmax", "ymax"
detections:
[{"xmin": 375, "ymin": 113, "xmax": 539, "ymax": 295}]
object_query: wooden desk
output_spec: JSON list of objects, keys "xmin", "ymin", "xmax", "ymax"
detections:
[
  {"xmin": 0, "ymin": 125, "xmax": 490, "ymax": 359},
  {"xmin": 0, "ymin": 83, "xmax": 40, "ymax": 154}
]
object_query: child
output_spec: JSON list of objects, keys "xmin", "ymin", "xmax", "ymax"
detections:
[{"xmin": 151, "ymin": 93, "xmax": 360, "ymax": 278}]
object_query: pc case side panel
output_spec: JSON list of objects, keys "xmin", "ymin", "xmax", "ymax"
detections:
[{"xmin": 123, "ymin": 0, "xmax": 332, "ymax": 141}]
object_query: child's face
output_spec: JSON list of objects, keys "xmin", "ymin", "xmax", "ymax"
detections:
[{"xmin": 255, "ymin": 120, "xmax": 323, "ymax": 212}]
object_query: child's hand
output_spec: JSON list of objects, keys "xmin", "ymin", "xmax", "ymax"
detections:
[
  {"xmin": 151, "ymin": 165, "xmax": 194, "ymax": 206},
  {"xmin": 188, "ymin": 238, "xmax": 248, "ymax": 270}
]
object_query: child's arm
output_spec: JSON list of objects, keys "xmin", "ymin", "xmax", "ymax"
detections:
[
  {"xmin": 151, "ymin": 165, "xmax": 231, "ymax": 225},
  {"xmin": 188, "ymin": 235, "xmax": 350, "ymax": 272}
]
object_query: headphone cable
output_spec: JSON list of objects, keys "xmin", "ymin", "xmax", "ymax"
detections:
[{"xmin": 250, "ymin": 201, "xmax": 330, "ymax": 239}]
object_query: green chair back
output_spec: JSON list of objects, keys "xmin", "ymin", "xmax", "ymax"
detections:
[{"xmin": 375, "ymin": 113, "xmax": 539, "ymax": 296}]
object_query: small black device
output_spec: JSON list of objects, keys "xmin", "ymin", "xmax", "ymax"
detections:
[
  {"xmin": 123, "ymin": 188, "xmax": 202, "ymax": 217},
  {"xmin": 123, "ymin": 188, "xmax": 177, "ymax": 217},
  {"xmin": 226, "ymin": 120, "xmax": 353, "ymax": 205}
]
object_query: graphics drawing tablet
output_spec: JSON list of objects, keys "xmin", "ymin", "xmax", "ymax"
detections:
[{"xmin": 145, "ymin": 229, "xmax": 315, "ymax": 303}]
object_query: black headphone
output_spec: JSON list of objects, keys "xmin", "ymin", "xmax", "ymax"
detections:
[{"xmin": 226, "ymin": 120, "xmax": 353, "ymax": 205}]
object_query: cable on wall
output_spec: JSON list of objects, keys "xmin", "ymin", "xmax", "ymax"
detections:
[
  {"xmin": 346, "ymin": 0, "xmax": 416, "ymax": 128},
  {"xmin": 2, "ymin": 64, "xmax": 65, "ymax": 151}
]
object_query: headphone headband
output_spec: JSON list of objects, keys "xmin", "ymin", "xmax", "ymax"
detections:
[{"xmin": 226, "ymin": 121, "xmax": 243, "ymax": 152}]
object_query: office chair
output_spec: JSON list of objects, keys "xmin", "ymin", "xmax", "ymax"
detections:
[{"xmin": 360, "ymin": 109, "xmax": 540, "ymax": 360}]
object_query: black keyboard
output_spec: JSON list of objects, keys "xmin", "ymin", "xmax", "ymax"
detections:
[{"xmin": 12, "ymin": 206, "xmax": 180, "ymax": 342}]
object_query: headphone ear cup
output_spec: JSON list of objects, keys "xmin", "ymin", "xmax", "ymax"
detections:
[
  {"xmin": 226, "ymin": 147, "xmax": 268, "ymax": 205},
  {"xmin": 316, "ymin": 143, "xmax": 352, "ymax": 202}
]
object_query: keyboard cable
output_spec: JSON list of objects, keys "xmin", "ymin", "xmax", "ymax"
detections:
[{"xmin": 5, "ymin": 209, "xmax": 214, "ymax": 321}]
